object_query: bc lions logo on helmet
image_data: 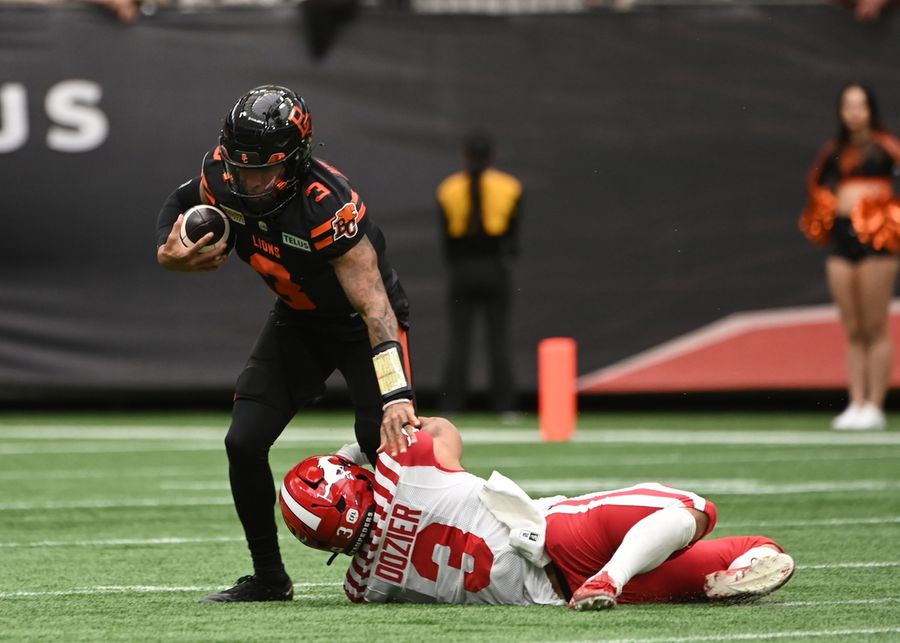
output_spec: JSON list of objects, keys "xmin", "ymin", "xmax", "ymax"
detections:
[{"xmin": 331, "ymin": 202, "xmax": 359, "ymax": 241}]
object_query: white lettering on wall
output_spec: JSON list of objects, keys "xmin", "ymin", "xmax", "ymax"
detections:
[
  {"xmin": 45, "ymin": 80, "xmax": 108, "ymax": 153},
  {"xmin": 0, "ymin": 83, "xmax": 28, "ymax": 153},
  {"xmin": 0, "ymin": 80, "xmax": 108, "ymax": 153}
]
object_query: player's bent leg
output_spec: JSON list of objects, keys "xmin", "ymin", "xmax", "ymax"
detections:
[
  {"xmin": 569, "ymin": 507, "xmax": 700, "ymax": 611},
  {"xmin": 704, "ymin": 547, "xmax": 795, "ymax": 602}
]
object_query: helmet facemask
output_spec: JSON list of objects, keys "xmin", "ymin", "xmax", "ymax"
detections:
[
  {"xmin": 219, "ymin": 85, "xmax": 314, "ymax": 219},
  {"xmin": 221, "ymin": 147, "xmax": 301, "ymax": 218}
]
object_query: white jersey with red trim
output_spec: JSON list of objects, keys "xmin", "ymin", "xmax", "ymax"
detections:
[{"xmin": 343, "ymin": 432, "xmax": 563, "ymax": 606}]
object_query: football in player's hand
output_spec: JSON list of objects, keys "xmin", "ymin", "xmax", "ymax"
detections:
[{"xmin": 180, "ymin": 205, "xmax": 230, "ymax": 254}]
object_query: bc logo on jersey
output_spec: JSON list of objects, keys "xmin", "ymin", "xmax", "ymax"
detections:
[{"xmin": 332, "ymin": 202, "xmax": 359, "ymax": 241}]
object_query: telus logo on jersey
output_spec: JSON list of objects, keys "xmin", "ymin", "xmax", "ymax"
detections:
[
  {"xmin": 374, "ymin": 504, "xmax": 422, "ymax": 584},
  {"xmin": 282, "ymin": 232, "xmax": 311, "ymax": 252},
  {"xmin": 0, "ymin": 80, "xmax": 108, "ymax": 153}
]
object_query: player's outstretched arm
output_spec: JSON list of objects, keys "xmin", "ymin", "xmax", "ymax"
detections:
[{"xmin": 330, "ymin": 238, "xmax": 420, "ymax": 456}]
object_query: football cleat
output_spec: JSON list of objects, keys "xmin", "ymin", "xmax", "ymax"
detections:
[
  {"xmin": 569, "ymin": 571, "xmax": 620, "ymax": 611},
  {"xmin": 704, "ymin": 553, "xmax": 795, "ymax": 602},
  {"xmin": 200, "ymin": 575, "xmax": 294, "ymax": 603}
]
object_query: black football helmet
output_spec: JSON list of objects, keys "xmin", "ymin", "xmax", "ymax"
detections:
[{"xmin": 219, "ymin": 85, "xmax": 314, "ymax": 218}]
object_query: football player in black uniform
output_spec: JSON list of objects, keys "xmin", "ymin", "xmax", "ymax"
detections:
[{"xmin": 156, "ymin": 86, "xmax": 418, "ymax": 602}]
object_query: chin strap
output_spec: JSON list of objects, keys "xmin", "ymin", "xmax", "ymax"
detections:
[{"xmin": 348, "ymin": 506, "xmax": 376, "ymax": 554}]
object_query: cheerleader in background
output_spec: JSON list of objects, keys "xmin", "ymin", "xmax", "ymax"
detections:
[{"xmin": 800, "ymin": 83, "xmax": 900, "ymax": 430}]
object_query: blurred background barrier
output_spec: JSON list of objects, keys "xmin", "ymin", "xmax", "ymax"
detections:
[{"xmin": 1, "ymin": 3, "xmax": 898, "ymax": 407}]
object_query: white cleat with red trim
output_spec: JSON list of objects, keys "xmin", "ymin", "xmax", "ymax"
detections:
[{"xmin": 704, "ymin": 553, "xmax": 795, "ymax": 602}]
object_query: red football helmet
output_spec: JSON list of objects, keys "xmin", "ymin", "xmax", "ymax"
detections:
[{"xmin": 280, "ymin": 455, "xmax": 376, "ymax": 556}]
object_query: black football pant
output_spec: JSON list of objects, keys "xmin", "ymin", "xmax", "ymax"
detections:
[
  {"xmin": 441, "ymin": 257, "xmax": 514, "ymax": 413},
  {"xmin": 223, "ymin": 312, "xmax": 384, "ymax": 579}
]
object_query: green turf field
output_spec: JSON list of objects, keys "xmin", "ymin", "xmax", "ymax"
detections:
[{"xmin": 1, "ymin": 411, "xmax": 898, "ymax": 642}]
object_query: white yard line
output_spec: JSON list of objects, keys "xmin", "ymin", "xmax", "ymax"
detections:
[
  {"xmin": 602, "ymin": 627, "xmax": 900, "ymax": 643},
  {"xmin": 1, "ymin": 425, "xmax": 900, "ymax": 447},
  {"xmin": 723, "ymin": 516, "xmax": 900, "ymax": 528},
  {"xmin": 0, "ymin": 582, "xmax": 337, "ymax": 599},
  {"xmin": 0, "ymin": 450, "xmax": 894, "ymax": 479},
  {"xmin": 0, "ymin": 584, "xmax": 897, "ymax": 631},
  {"xmin": 2, "ymin": 481, "xmax": 899, "ymax": 512},
  {"xmin": 799, "ymin": 562, "xmax": 900, "ymax": 570},
  {"xmin": 469, "ymin": 451, "xmax": 900, "ymax": 469},
  {"xmin": 0, "ymin": 497, "xmax": 235, "ymax": 511},
  {"xmin": 0, "ymin": 426, "xmax": 350, "ymax": 441},
  {"xmin": 0, "ymin": 536, "xmax": 246, "ymax": 548},
  {"xmin": 0, "ymin": 467, "xmax": 226, "ymax": 480},
  {"xmin": 0, "ymin": 444, "xmax": 226, "ymax": 455}
]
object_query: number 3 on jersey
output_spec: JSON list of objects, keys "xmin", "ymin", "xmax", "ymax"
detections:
[
  {"xmin": 412, "ymin": 523, "xmax": 493, "ymax": 593},
  {"xmin": 249, "ymin": 253, "xmax": 316, "ymax": 310}
]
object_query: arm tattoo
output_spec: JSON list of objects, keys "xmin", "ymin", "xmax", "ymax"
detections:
[{"xmin": 331, "ymin": 237, "xmax": 398, "ymax": 347}]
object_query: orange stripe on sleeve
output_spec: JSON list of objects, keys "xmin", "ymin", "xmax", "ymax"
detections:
[
  {"xmin": 314, "ymin": 236, "xmax": 335, "ymax": 250},
  {"xmin": 311, "ymin": 219, "xmax": 333, "ymax": 238}
]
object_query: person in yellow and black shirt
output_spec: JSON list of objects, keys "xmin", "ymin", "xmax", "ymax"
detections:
[{"xmin": 436, "ymin": 131, "xmax": 522, "ymax": 415}]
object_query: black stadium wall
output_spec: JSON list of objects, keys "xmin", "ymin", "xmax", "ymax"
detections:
[{"xmin": 1, "ymin": 6, "xmax": 899, "ymax": 405}]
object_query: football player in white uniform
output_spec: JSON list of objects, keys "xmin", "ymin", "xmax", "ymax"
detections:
[{"xmin": 279, "ymin": 417, "xmax": 795, "ymax": 609}]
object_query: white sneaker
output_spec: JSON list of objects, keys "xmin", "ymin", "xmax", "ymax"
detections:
[
  {"xmin": 831, "ymin": 404, "xmax": 863, "ymax": 430},
  {"xmin": 849, "ymin": 403, "xmax": 886, "ymax": 431},
  {"xmin": 704, "ymin": 553, "xmax": 795, "ymax": 602}
]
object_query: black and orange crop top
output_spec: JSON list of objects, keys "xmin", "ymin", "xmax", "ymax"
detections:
[{"xmin": 808, "ymin": 131, "xmax": 900, "ymax": 191}]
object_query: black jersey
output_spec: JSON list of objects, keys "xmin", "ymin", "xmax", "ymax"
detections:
[
  {"xmin": 196, "ymin": 149, "xmax": 401, "ymax": 325},
  {"xmin": 809, "ymin": 131, "xmax": 900, "ymax": 190}
]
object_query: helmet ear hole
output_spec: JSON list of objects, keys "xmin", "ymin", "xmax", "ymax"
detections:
[{"xmin": 335, "ymin": 497, "xmax": 347, "ymax": 513}]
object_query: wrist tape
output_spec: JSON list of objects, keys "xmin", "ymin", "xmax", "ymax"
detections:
[{"xmin": 372, "ymin": 340, "xmax": 413, "ymax": 404}]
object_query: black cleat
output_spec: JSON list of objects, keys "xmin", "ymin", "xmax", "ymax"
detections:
[{"xmin": 200, "ymin": 575, "xmax": 293, "ymax": 603}]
